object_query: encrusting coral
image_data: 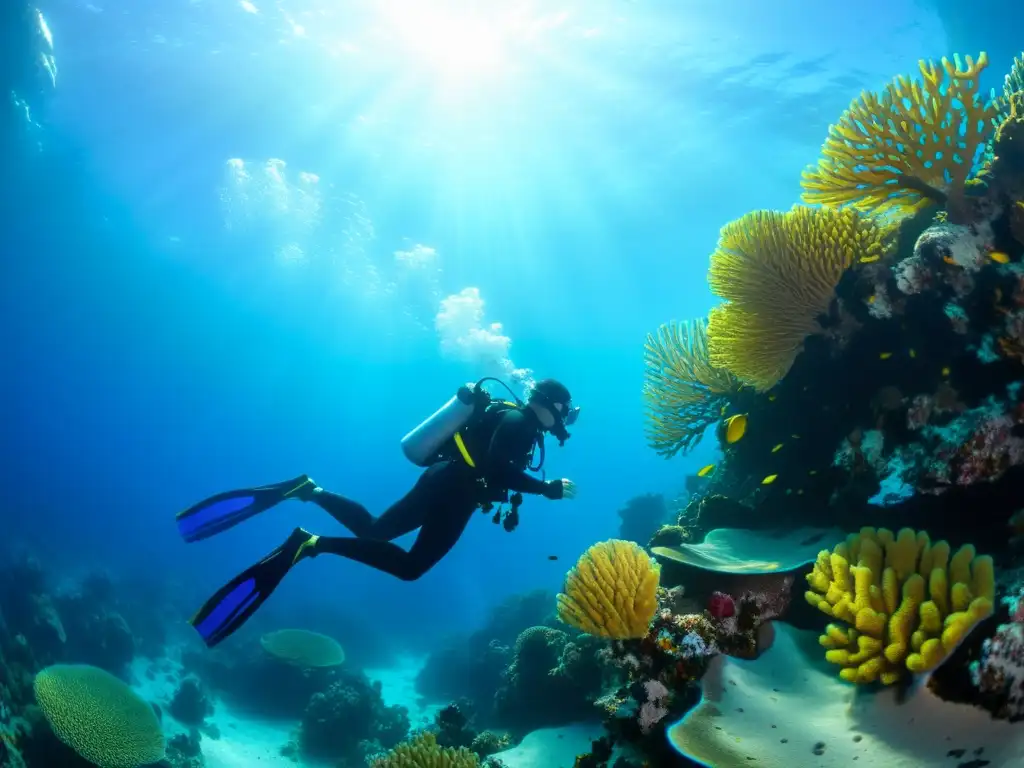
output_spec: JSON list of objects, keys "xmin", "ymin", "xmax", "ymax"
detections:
[
  {"xmin": 805, "ymin": 527, "xmax": 995, "ymax": 684},
  {"xmin": 642, "ymin": 318, "xmax": 738, "ymax": 456},
  {"xmin": 556, "ymin": 540, "xmax": 660, "ymax": 640},
  {"xmin": 801, "ymin": 53, "xmax": 1001, "ymax": 216},
  {"xmin": 707, "ymin": 206, "xmax": 889, "ymax": 391}
]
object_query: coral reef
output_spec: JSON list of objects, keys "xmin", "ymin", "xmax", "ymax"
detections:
[
  {"xmin": 556, "ymin": 540, "xmax": 660, "ymax": 640},
  {"xmin": 415, "ymin": 590, "xmax": 555, "ymax": 723},
  {"xmin": 298, "ymin": 670, "xmax": 409, "ymax": 764},
  {"xmin": 493, "ymin": 626, "xmax": 607, "ymax": 732},
  {"xmin": 615, "ymin": 493, "xmax": 668, "ymax": 547},
  {"xmin": 167, "ymin": 676, "xmax": 212, "ymax": 727}
]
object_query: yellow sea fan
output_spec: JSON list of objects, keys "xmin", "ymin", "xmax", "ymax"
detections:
[
  {"xmin": 706, "ymin": 206, "xmax": 889, "ymax": 391},
  {"xmin": 643, "ymin": 318, "xmax": 739, "ymax": 457},
  {"xmin": 805, "ymin": 527, "xmax": 994, "ymax": 685},
  {"xmin": 802, "ymin": 53, "xmax": 1000, "ymax": 217},
  {"xmin": 556, "ymin": 539, "xmax": 660, "ymax": 639}
]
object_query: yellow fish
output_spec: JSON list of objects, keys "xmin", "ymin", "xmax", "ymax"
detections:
[
  {"xmin": 942, "ymin": 366, "xmax": 951, "ymax": 377},
  {"xmin": 771, "ymin": 443, "xmax": 784, "ymax": 453},
  {"xmin": 724, "ymin": 414, "xmax": 747, "ymax": 444},
  {"xmin": 880, "ymin": 352, "xmax": 893, "ymax": 360},
  {"xmin": 697, "ymin": 463, "xmax": 715, "ymax": 477},
  {"xmin": 990, "ymin": 251, "xmax": 1010, "ymax": 264},
  {"xmin": 943, "ymin": 255, "xmax": 957, "ymax": 265},
  {"xmin": 909, "ymin": 349, "xmax": 916, "ymax": 358},
  {"xmin": 762, "ymin": 474, "xmax": 778, "ymax": 485},
  {"xmin": 768, "ymin": 394, "xmax": 777, "ymax": 402},
  {"xmin": 867, "ymin": 294, "xmax": 876, "ymax": 304},
  {"xmin": 859, "ymin": 254, "xmax": 881, "ymax": 264}
]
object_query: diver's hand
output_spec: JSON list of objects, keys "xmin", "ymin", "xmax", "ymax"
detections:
[{"xmin": 544, "ymin": 478, "xmax": 576, "ymax": 500}]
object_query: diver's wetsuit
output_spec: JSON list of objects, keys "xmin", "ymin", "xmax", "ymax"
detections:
[{"xmin": 305, "ymin": 407, "xmax": 563, "ymax": 580}]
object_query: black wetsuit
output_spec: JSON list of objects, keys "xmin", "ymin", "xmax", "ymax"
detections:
[{"xmin": 305, "ymin": 406, "xmax": 563, "ymax": 580}]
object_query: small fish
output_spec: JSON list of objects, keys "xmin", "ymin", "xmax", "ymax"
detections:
[
  {"xmin": 697, "ymin": 463, "xmax": 715, "ymax": 477},
  {"xmin": 762, "ymin": 474, "xmax": 778, "ymax": 485},
  {"xmin": 724, "ymin": 414, "xmax": 747, "ymax": 444},
  {"xmin": 720, "ymin": 405, "xmax": 727, "ymax": 416},
  {"xmin": 771, "ymin": 443, "xmax": 784, "ymax": 453},
  {"xmin": 791, "ymin": 434, "xmax": 800, "ymax": 439},
  {"xmin": 942, "ymin": 366, "xmax": 951, "ymax": 377},
  {"xmin": 768, "ymin": 394, "xmax": 777, "ymax": 401},
  {"xmin": 990, "ymin": 251, "xmax": 1011, "ymax": 264},
  {"xmin": 909, "ymin": 349, "xmax": 916, "ymax": 358},
  {"xmin": 547, "ymin": 555, "xmax": 559, "ymax": 561},
  {"xmin": 860, "ymin": 254, "xmax": 881, "ymax": 264},
  {"xmin": 995, "ymin": 288, "xmax": 1004, "ymax": 303},
  {"xmin": 867, "ymin": 294, "xmax": 876, "ymax": 304},
  {"xmin": 943, "ymin": 255, "xmax": 957, "ymax": 265},
  {"xmin": 880, "ymin": 352, "xmax": 893, "ymax": 360},
  {"xmin": 797, "ymin": 489, "xmax": 804, "ymax": 495},
  {"xmin": 809, "ymin": 470, "xmax": 818, "ymax": 476}
]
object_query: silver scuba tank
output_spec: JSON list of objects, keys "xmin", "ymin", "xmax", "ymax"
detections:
[{"xmin": 400, "ymin": 384, "xmax": 478, "ymax": 466}]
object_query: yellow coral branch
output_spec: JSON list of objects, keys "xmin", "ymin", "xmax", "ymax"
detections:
[
  {"xmin": 802, "ymin": 53, "xmax": 1000, "ymax": 217},
  {"xmin": 805, "ymin": 527, "xmax": 994, "ymax": 685}
]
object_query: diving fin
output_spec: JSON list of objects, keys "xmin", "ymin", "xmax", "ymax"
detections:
[
  {"xmin": 176, "ymin": 475, "xmax": 316, "ymax": 543},
  {"xmin": 189, "ymin": 527, "xmax": 320, "ymax": 648}
]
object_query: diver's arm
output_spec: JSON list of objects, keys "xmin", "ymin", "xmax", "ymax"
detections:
[{"xmin": 486, "ymin": 410, "xmax": 563, "ymax": 498}]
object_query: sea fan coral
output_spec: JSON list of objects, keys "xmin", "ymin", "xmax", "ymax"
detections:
[
  {"xmin": 642, "ymin": 319, "xmax": 738, "ymax": 457},
  {"xmin": 707, "ymin": 206, "xmax": 888, "ymax": 391},
  {"xmin": 556, "ymin": 539, "xmax": 660, "ymax": 639},
  {"xmin": 805, "ymin": 527, "xmax": 994, "ymax": 684},
  {"xmin": 802, "ymin": 53, "xmax": 1000, "ymax": 216}
]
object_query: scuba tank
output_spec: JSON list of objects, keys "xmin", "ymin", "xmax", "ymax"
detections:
[{"xmin": 400, "ymin": 384, "xmax": 479, "ymax": 467}]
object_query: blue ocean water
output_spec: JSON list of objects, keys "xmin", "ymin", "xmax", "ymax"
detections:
[{"xmin": 0, "ymin": 0, "xmax": 1019, "ymax": 668}]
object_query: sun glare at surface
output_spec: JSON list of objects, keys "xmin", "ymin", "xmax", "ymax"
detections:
[{"xmin": 382, "ymin": 7, "xmax": 511, "ymax": 82}]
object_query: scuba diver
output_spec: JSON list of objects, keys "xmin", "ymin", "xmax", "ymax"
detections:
[{"xmin": 178, "ymin": 378, "xmax": 580, "ymax": 647}]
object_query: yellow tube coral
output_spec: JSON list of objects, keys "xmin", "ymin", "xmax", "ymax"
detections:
[
  {"xmin": 556, "ymin": 539, "xmax": 660, "ymax": 639},
  {"xmin": 643, "ymin": 318, "xmax": 739, "ymax": 457},
  {"xmin": 370, "ymin": 733, "xmax": 478, "ymax": 767},
  {"xmin": 802, "ymin": 53, "xmax": 1000, "ymax": 217},
  {"xmin": 805, "ymin": 527, "xmax": 994, "ymax": 684},
  {"xmin": 707, "ymin": 206, "xmax": 889, "ymax": 391}
]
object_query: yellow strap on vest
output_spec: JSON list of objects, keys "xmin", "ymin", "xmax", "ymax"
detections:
[{"xmin": 453, "ymin": 432, "xmax": 475, "ymax": 468}]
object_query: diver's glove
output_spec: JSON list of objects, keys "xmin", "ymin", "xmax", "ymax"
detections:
[{"xmin": 543, "ymin": 478, "xmax": 576, "ymax": 500}]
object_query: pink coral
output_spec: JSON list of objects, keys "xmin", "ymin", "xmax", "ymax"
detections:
[
  {"xmin": 956, "ymin": 413, "xmax": 1024, "ymax": 486},
  {"xmin": 707, "ymin": 592, "xmax": 736, "ymax": 620}
]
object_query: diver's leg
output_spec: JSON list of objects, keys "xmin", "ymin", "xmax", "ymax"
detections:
[
  {"xmin": 303, "ymin": 480, "xmax": 479, "ymax": 580},
  {"xmin": 306, "ymin": 463, "xmax": 453, "ymax": 541}
]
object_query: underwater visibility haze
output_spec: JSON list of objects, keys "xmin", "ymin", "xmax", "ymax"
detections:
[{"xmin": 3, "ymin": 0, "xmax": 1024, "ymax": 766}]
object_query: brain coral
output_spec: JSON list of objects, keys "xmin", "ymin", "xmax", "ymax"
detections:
[
  {"xmin": 260, "ymin": 628, "xmax": 345, "ymax": 667},
  {"xmin": 33, "ymin": 664, "xmax": 165, "ymax": 768}
]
